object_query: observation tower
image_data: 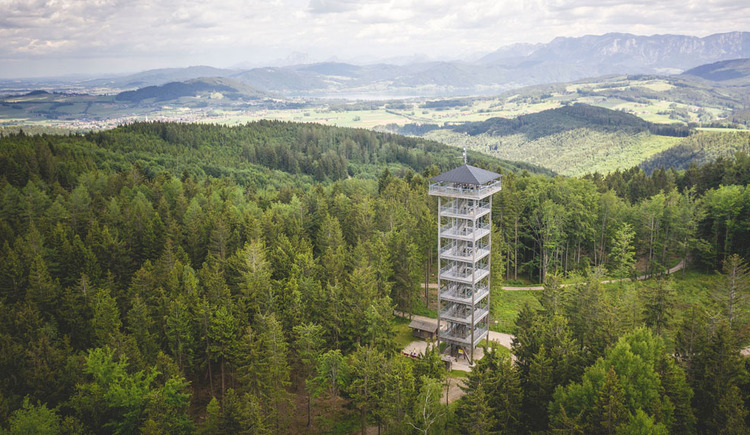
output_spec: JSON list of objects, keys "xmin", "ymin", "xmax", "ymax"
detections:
[{"xmin": 428, "ymin": 162, "xmax": 501, "ymax": 362}]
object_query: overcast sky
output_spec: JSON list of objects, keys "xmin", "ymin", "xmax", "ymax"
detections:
[{"xmin": 1, "ymin": 0, "xmax": 748, "ymax": 79}]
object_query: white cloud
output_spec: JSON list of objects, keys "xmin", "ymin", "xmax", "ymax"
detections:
[{"xmin": 0, "ymin": 0, "xmax": 747, "ymax": 77}]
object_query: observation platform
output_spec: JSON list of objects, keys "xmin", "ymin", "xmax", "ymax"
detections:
[{"xmin": 428, "ymin": 164, "xmax": 502, "ymax": 200}]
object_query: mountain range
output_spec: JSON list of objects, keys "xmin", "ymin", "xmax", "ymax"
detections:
[{"xmin": 67, "ymin": 31, "xmax": 750, "ymax": 98}]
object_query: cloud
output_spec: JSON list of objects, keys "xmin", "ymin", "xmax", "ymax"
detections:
[
  {"xmin": 308, "ymin": 0, "xmax": 365, "ymax": 14},
  {"xmin": 0, "ymin": 0, "xmax": 748, "ymax": 78}
]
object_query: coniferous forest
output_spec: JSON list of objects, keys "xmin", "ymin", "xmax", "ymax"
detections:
[{"xmin": 1, "ymin": 121, "xmax": 749, "ymax": 434}]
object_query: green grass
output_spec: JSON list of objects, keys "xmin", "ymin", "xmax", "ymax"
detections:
[
  {"xmin": 393, "ymin": 317, "xmax": 417, "ymax": 348},
  {"xmin": 487, "ymin": 342, "xmax": 512, "ymax": 358},
  {"xmin": 491, "ymin": 289, "xmax": 541, "ymax": 333}
]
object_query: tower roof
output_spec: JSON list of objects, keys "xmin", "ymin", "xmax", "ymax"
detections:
[{"xmin": 430, "ymin": 164, "xmax": 501, "ymax": 185}]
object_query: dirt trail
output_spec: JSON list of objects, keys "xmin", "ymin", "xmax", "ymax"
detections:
[
  {"xmin": 500, "ymin": 259, "xmax": 686, "ymax": 290},
  {"xmin": 422, "ymin": 260, "xmax": 686, "ymax": 292}
]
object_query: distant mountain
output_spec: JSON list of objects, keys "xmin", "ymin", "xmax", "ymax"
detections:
[
  {"xmin": 231, "ymin": 67, "xmax": 331, "ymax": 92},
  {"xmin": 115, "ymin": 77, "xmax": 268, "ymax": 103},
  {"xmin": 475, "ymin": 43, "xmax": 540, "ymax": 65},
  {"xmin": 13, "ymin": 32, "xmax": 750, "ymax": 98},
  {"xmin": 481, "ymin": 32, "xmax": 750, "ymax": 73},
  {"xmin": 87, "ymin": 66, "xmax": 237, "ymax": 89},
  {"xmin": 681, "ymin": 58, "xmax": 750, "ymax": 85},
  {"xmin": 224, "ymin": 32, "xmax": 750, "ymax": 97}
]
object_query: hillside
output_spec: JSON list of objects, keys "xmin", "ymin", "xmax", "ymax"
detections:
[
  {"xmin": 451, "ymin": 104, "xmax": 690, "ymax": 138},
  {"xmin": 0, "ymin": 120, "xmax": 552, "ymax": 189},
  {"xmin": 640, "ymin": 130, "xmax": 750, "ymax": 172},
  {"xmin": 681, "ymin": 58, "xmax": 750, "ymax": 86},
  {"xmin": 115, "ymin": 77, "xmax": 268, "ymax": 103},
  {"xmin": 84, "ymin": 65, "xmax": 237, "ymax": 89},
  {"xmin": 418, "ymin": 105, "xmax": 688, "ymax": 176}
]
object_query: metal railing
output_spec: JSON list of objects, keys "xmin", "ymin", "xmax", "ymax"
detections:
[
  {"xmin": 439, "ymin": 286, "xmax": 490, "ymax": 304},
  {"xmin": 440, "ymin": 223, "xmax": 491, "ymax": 239},
  {"xmin": 439, "ymin": 244, "xmax": 490, "ymax": 260},
  {"xmin": 439, "ymin": 203, "xmax": 491, "ymax": 216},
  {"xmin": 439, "ymin": 306, "xmax": 489, "ymax": 325},
  {"xmin": 439, "ymin": 266, "xmax": 490, "ymax": 283},
  {"xmin": 440, "ymin": 327, "xmax": 489, "ymax": 346},
  {"xmin": 429, "ymin": 180, "xmax": 501, "ymax": 199}
]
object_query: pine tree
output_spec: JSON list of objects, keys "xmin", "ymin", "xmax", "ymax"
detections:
[
  {"xmin": 254, "ymin": 313, "xmax": 292, "ymax": 432},
  {"xmin": 588, "ymin": 366, "xmax": 628, "ymax": 435},
  {"xmin": 716, "ymin": 254, "xmax": 749, "ymax": 333},
  {"xmin": 523, "ymin": 344, "xmax": 554, "ymax": 432},
  {"xmin": 312, "ymin": 349, "xmax": 347, "ymax": 403},
  {"xmin": 459, "ymin": 346, "xmax": 522, "ymax": 433},
  {"xmin": 127, "ymin": 295, "xmax": 158, "ymax": 364},
  {"xmin": 711, "ymin": 385, "xmax": 749, "ymax": 435},
  {"xmin": 208, "ymin": 305, "xmax": 238, "ymax": 400},
  {"xmin": 218, "ymin": 389, "xmax": 269, "ymax": 434},
  {"xmin": 641, "ymin": 278, "xmax": 675, "ymax": 336},
  {"xmin": 90, "ymin": 287, "xmax": 122, "ymax": 349},
  {"xmin": 293, "ymin": 322, "xmax": 324, "ymax": 427},
  {"xmin": 26, "ymin": 254, "xmax": 59, "ymax": 316},
  {"xmin": 609, "ymin": 222, "xmax": 636, "ymax": 281},
  {"xmin": 346, "ymin": 345, "xmax": 387, "ymax": 435},
  {"xmin": 455, "ymin": 379, "xmax": 495, "ymax": 435}
]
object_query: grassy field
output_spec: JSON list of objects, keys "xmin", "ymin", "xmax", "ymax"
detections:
[
  {"xmin": 425, "ymin": 128, "xmax": 683, "ymax": 176},
  {"xmin": 491, "ymin": 290, "xmax": 542, "ymax": 334}
]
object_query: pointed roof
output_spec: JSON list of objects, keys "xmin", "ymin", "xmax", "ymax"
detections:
[{"xmin": 430, "ymin": 164, "xmax": 501, "ymax": 185}]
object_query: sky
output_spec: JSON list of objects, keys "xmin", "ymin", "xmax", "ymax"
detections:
[{"xmin": 0, "ymin": 0, "xmax": 748, "ymax": 79}]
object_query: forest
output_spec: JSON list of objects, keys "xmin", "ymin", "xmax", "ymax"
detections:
[{"xmin": 0, "ymin": 121, "xmax": 749, "ymax": 434}]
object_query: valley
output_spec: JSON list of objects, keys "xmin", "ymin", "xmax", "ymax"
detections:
[{"xmin": 5, "ymin": 71, "xmax": 747, "ymax": 177}]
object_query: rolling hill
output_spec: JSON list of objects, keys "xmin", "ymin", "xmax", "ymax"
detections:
[
  {"xmin": 115, "ymin": 77, "xmax": 268, "ymax": 103},
  {"xmin": 681, "ymin": 58, "xmax": 750, "ymax": 86},
  {"xmin": 451, "ymin": 104, "xmax": 690, "ymax": 139},
  {"xmin": 419, "ymin": 104, "xmax": 691, "ymax": 176},
  {"xmin": 85, "ymin": 65, "xmax": 237, "ymax": 89}
]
